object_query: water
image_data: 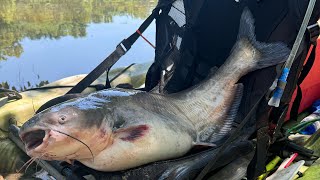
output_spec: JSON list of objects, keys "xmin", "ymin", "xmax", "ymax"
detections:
[{"xmin": 0, "ymin": 0, "xmax": 157, "ymax": 91}]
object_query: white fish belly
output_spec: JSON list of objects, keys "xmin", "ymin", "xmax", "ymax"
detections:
[{"xmin": 80, "ymin": 120, "xmax": 195, "ymax": 171}]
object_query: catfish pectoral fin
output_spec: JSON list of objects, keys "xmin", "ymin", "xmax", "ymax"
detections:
[
  {"xmin": 209, "ymin": 83, "xmax": 244, "ymax": 142},
  {"xmin": 199, "ymin": 83, "xmax": 244, "ymax": 143},
  {"xmin": 114, "ymin": 124, "xmax": 150, "ymax": 142}
]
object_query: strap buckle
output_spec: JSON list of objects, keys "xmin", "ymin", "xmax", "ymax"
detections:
[
  {"xmin": 307, "ymin": 22, "xmax": 319, "ymax": 45},
  {"xmin": 116, "ymin": 40, "xmax": 129, "ymax": 56}
]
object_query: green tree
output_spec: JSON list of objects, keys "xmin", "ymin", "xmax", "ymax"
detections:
[{"xmin": 0, "ymin": 0, "xmax": 156, "ymax": 60}]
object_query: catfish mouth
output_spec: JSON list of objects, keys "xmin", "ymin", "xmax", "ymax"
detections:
[{"xmin": 21, "ymin": 129, "xmax": 47, "ymax": 150}]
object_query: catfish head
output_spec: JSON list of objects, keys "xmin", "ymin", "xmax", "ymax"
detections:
[{"xmin": 19, "ymin": 96, "xmax": 113, "ymax": 163}]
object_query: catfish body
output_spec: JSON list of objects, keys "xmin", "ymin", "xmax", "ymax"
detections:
[{"xmin": 19, "ymin": 9, "xmax": 290, "ymax": 172}]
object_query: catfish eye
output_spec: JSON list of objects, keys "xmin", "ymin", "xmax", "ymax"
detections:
[{"xmin": 58, "ymin": 115, "xmax": 67, "ymax": 124}]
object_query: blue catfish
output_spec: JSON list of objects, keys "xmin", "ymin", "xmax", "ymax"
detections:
[{"xmin": 19, "ymin": 9, "xmax": 290, "ymax": 172}]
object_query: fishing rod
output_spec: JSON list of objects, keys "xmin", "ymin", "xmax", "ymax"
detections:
[
  {"xmin": 109, "ymin": 63, "xmax": 136, "ymax": 83},
  {"xmin": 105, "ymin": 63, "xmax": 136, "ymax": 88},
  {"xmin": 268, "ymin": 0, "xmax": 317, "ymax": 107},
  {"xmin": 18, "ymin": 63, "xmax": 137, "ymax": 92}
]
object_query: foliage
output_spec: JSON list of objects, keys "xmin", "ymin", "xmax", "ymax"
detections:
[
  {"xmin": 0, "ymin": 0, "xmax": 156, "ymax": 60},
  {"xmin": 0, "ymin": 80, "xmax": 49, "ymax": 91}
]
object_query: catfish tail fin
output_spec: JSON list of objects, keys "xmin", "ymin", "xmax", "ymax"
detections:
[{"xmin": 235, "ymin": 8, "xmax": 290, "ymax": 73}]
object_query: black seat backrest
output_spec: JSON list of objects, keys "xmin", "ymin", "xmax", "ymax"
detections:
[{"xmin": 147, "ymin": 0, "xmax": 320, "ymax": 124}]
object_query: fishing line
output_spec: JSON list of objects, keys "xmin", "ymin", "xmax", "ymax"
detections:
[
  {"xmin": 31, "ymin": 98, "xmax": 36, "ymax": 114},
  {"xmin": 50, "ymin": 129, "xmax": 94, "ymax": 162}
]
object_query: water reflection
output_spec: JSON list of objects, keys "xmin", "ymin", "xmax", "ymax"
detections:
[
  {"xmin": 0, "ymin": 0, "xmax": 156, "ymax": 61},
  {"xmin": 0, "ymin": 0, "xmax": 156, "ymax": 90}
]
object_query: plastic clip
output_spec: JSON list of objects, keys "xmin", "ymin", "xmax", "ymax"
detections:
[
  {"xmin": 268, "ymin": 68, "xmax": 290, "ymax": 107},
  {"xmin": 116, "ymin": 40, "xmax": 129, "ymax": 56},
  {"xmin": 307, "ymin": 22, "xmax": 320, "ymax": 45}
]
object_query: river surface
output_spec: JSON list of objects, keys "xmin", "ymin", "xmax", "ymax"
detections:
[{"xmin": 0, "ymin": 0, "xmax": 156, "ymax": 91}]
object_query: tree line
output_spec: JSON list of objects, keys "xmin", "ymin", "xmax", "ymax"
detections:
[{"xmin": 0, "ymin": 0, "xmax": 156, "ymax": 60}]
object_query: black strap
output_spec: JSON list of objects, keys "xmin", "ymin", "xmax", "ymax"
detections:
[
  {"xmin": 290, "ymin": 45, "xmax": 316, "ymax": 120},
  {"xmin": 23, "ymin": 85, "xmax": 105, "ymax": 92},
  {"xmin": 66, "ymin": 9, "xmax": 160, "ymax": 94},
  {"xmin": 246, "ymin": 103, "xmax": 272, "ymax": 180},
  {"xmin": 307, "ymin": 22, "xmax": 320, "ymax": 44},
  {"xmin": 188, "ymin": 0, "xmax": 207, "ymax": 27},
  {"xmin": 247, "ymin": 127, "xmax": 270, "ymax": 180},
  {"xmin": 172, "ymin": 0, "xmax": 207, "ymax": 90}
]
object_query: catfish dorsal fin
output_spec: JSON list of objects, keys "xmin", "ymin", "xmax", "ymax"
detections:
[{"xmin": 115, "ymin": 125, "xmax": 149, "ymax": 142}]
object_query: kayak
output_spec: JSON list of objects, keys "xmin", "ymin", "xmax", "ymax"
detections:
[{"xmin": 0, "ymin": 62, "xmax": 150, "ymax": 174}]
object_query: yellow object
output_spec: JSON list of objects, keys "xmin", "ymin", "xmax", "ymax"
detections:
[
  {"xmin": 299, "ymin": 159, "xmax": 320, "ymax": 180},
  {"xmin": 293, "ymin": 165, "xmax": 309, "ymax": 179},
  {"xmin": 258, "ymin": 156, "xmax": 282, "ymax": 180},
  {"xmin": 0, "ymin": 74, "xmax": 104, "ymax": 133},
  {"xmin": 0, "ymin": 62, "xmax": 150, "ymax": 134},
  {"xmin": 0, "ymin": 63, "xmax": 150, "ymax": 174},
  {"xmin": 0, "ymin": 139, "xmax": 30, "ymax": 173},
  {"xmin": 0, "ymin": 74, "xmax": 105, "ymax": 173}
]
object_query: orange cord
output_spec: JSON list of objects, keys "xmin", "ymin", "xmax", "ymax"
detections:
[{"xmin": 136, "ymin": 30, "xmax": 156, "ymax": 49}]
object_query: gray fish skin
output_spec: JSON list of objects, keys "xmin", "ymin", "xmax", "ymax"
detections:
[
  {"xmin": 207, "ymin": 151, "xmax": 255, "ymax": 180},
  {"xmin": 19, "ymin": 8, "xmax": 290, "ymax": 172},
  {"xmin": 168, "ymin": 9, "xmax": 290, "ymax": 142},
  {"xmin": 20, "ymin": 89, "xmax": 197, "ymax": 171}
]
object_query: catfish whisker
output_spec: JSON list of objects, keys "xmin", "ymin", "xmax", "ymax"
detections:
[
  {"xmin": 50, "ymin": 128, "xmax": 94, "ymax": 162},
  {"xmin": 18, "ymin": 157, "xmax": 35, "ymax": 173},
  {"xmin": 35, "ymin": 153, "xmax": 47, "ymax": 172},
  {"xmin": 24, "ymin": 157, "xmax": 38, "ymax": 173}
]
